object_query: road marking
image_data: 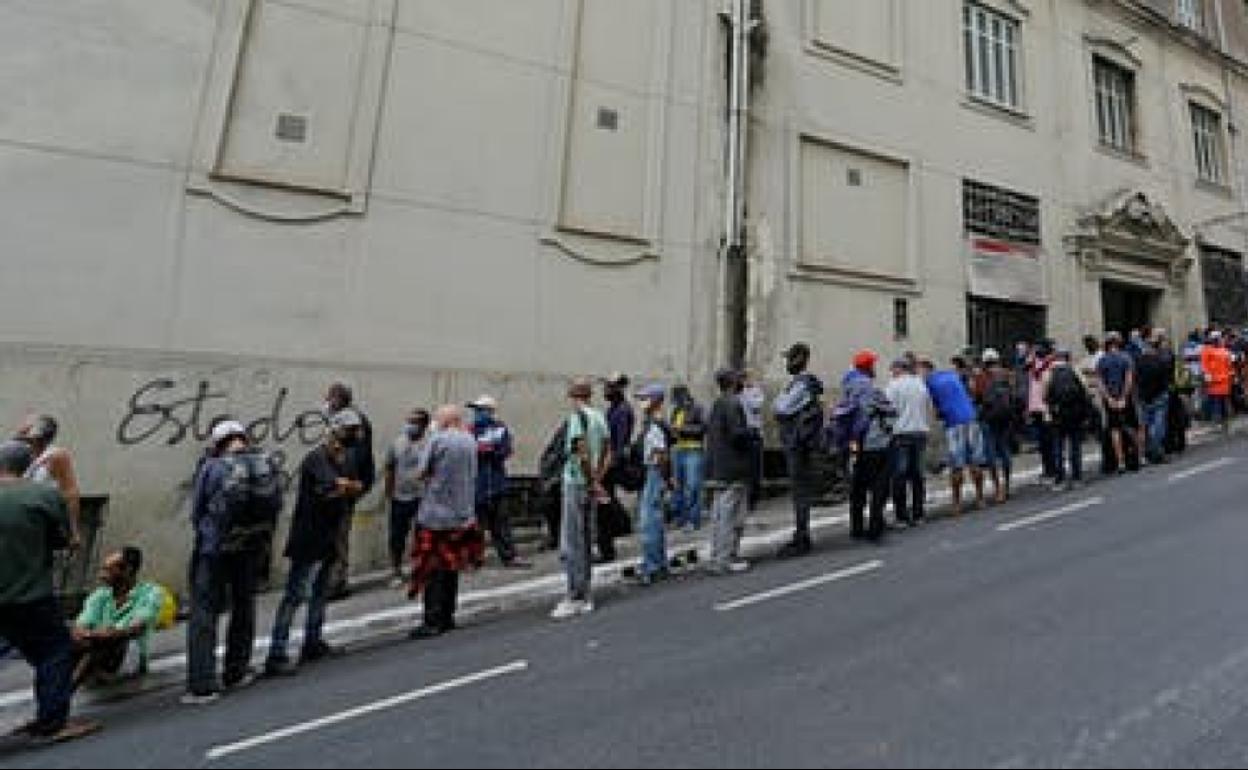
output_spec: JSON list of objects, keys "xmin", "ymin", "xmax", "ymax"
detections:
[
  {"xmin": 996, "ymin": 497, "xmax": 1104, "ymax": 533},
  {"xmin": 713, "ymin": 560, "xmax": 883, "ymax": 612},
  {"xmin": 1168, "ymin": 457, "xmax": 1236, "ymax": 483},
  {"xmin": 204, "ymin": 660, "xmax": 528, "ymax": 761}
]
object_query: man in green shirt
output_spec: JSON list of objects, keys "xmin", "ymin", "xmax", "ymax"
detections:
[
  {"xmin": 0, "ymin": 439, "xmax": 96, "ymax": 741},
  {"xmin": 73, "ymin": 547, "xmax": 163, "ymax": 687}
]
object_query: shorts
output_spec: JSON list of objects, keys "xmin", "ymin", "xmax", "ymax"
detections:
[{"xmin": 946, "ymin": 423, "xmax": 987, "ymax": 471}]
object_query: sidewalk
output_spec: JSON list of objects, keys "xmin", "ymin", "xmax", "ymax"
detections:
[{"xmin": 1, "ymin": 419, "xmax": 1240, "ymax": 722}]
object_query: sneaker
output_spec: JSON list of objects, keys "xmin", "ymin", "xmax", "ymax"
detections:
[
  {"xmin": 299, "ymin": 641, "xmax": 343, "ymax": 663},
  {"xmin": 180, "ymin": 691, "xmax": 220, "ymax": 706},
  {"xmin": 223, "ymin": 669, "xmax": 258, "ymax": 691},
  {"xmin": 550, "ymin": 599, "xmax": 591, "ymax": 620},
  {"xmin": 777, "ymin": 537, "xmax": 812, "ymax": 558},
  {"xmin": 264, "ymin": 659, "xmax": 298, "ymax": 678},
  {"xmin": 708, "ymin": 559, "xmax": 750, "ymax": 575},
  {"xmin": 577, "ymin": 599, "xmax": 595, "ymax": 615},
  {"xmin": 407, "ymin": 624, "xmax": 446, "ymax": 640}
]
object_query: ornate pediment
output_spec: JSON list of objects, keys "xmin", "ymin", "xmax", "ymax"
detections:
[{"xmin": 1065, "ymin": 190, "xmax": 1194, "ymax": 288}]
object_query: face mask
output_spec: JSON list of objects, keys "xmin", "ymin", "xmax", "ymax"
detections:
[{"xmin": 405, "ymin": 424, "xmax": 424, "ymax": 440}]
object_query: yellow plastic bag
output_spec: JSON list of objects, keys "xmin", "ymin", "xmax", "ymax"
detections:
[{"xmin": 155, "ymin": 584, "xmax": 178, "ymax": 630}]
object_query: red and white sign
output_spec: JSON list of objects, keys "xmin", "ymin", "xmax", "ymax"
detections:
[{"xmin": 966, "ymin": 236, "xmax": 1045, "ymax": 304}]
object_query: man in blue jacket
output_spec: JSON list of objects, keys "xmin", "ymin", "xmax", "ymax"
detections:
[{"xmin": 918, "ymin": 358, "xmax": 987, "ymax": 516}]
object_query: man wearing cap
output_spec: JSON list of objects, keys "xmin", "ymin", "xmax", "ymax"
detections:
[
  {"xmin": 633, "ymin": 384, "xmax": 671, "ymax": 584},
  {"xmin": 600, "ymin": 373, "xmax": 635, "ymax": 562},
  {"xmin": 886, "ymin": 356, "xmax": 932, "ymax": 523},
  {"xmin": 323, "ymin": 383, "xmax": 374, "ymax": 601},
  {"xmin": 1201, "ymin": 330, "xmax": 1233, "ymax": 434},
  {"xmin": 551, "ymin": 378, "xmax": 611, "ymax": 620},
  {"xmin": 972, "ymin": 348, "xmax": 1015, "ymax": 503},
  {"xmin": 704, "ymin": 368, "xmax": 754, "ymax": 573},
  {"xmin": 469, "ymin": 395, "xmax": 523, "ymax": 568},
  {"xmin": 773, "ymin": 342, "xmax": 824, "ymax": 557},
  {"xmin": 264, "ymin": 412, "xmax": 363, "ymax": 677},
  {"xmin": 842, "ymin": 351, "xmax": 895, "ymax": 542},
  {"xmin": 186, "ymin": 420, "xmax": 284, "ymax": 703}
]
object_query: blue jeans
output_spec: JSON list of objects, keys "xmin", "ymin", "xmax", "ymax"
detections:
[
  {"xmin": 0, "ymin": 597, "xmax": 73, "ymax": 731},
  {"xmin": 638, "ymin": 467, "xmax": 667, "ymax": 577},
  {"xmin": 980, "ymin": 423, "xmax": 1013, "ymax": 478},
  {"xmin": 1053, "ymin": 426, "xmax": 1084, "ymax": 483},
  {"xmin": 671, "ymin": 449, "xmax": 704, "ymax": 528},
  {"xmin": 267, "ymin": 558, "xmax": 333, "ymax": 664},
  {"xmin": 1143, "ymin": 395, "xmax": 1169, "ymax": 459}
]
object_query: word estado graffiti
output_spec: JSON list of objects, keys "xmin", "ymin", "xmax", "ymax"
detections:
[{"xmin": 117, "ymin": 378, "xmax": 328, "ymax": 449}]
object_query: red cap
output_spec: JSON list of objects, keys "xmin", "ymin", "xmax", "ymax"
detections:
[{"xmin": 852, "ymin": 349, "xmax": 878, "ymax": 371}]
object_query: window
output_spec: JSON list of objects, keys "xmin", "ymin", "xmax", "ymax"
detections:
[
  {"xmin": 894, "ymin": 298, "xmax": 909, "ymax": 340},
  {"xmin": 963, "ymin": 3, "xmax": 1021, "ymax": 110},
  {"xmin": 1093, "ymin": 56, "xmax": 1137, "ymax": 154},
  {"xmin": 1190, "ymin": 103, "xmax": 1226, "ymax": 185},
  {"xmin": 963, "ymin": 180, "xmax": 1041, "ymax": 244},
  {"xmin": 1177, "ymin": 0, "xmax": 1205, "ymax": 32}
]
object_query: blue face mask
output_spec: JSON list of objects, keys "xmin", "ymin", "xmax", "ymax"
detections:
[{"xmin": 475, "ymin": 411, "xmax": 491, "ymax": 428}]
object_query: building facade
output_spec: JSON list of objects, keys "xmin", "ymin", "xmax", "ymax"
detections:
[{"xmin": 2, "ymin": 0, "xmax": 1245, "ymax": 588}]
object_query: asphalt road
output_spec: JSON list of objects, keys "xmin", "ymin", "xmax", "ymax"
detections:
[{"xmin": 6, "ymin": 436, "xmax": 1248, "ymax": 769}]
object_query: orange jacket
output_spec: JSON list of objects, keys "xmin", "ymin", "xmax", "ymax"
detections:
[{"xmin": 1201, "ymin": 345, "xmax": 1233, "ymax": 397}]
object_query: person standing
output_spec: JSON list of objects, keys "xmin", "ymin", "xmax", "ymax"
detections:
[
  {"xmin": 773, "ymin": 342, "xmax": 824, "ymax": 557},
  {"xmin": 633, "ymin": 384, "xmax": 670, "ymax": 585},
  {"xmin": 919, "ymin": 358, "xmax": 987, "ymax": 515},
  {"xmin": 973, "ymin": 349, "xmax": 1016, "ymax": 503},
  {"xmin": 739, "ymin": 371, "xmax": 767, "ymax": 510},
  {"xmin": 324, "ymin": 383, "xmax": 375, "ymax": 601},
  {"xmin": 1136, "ymin": 330, "xmax": 1174, "ymax": 464},
  {"xmin": 551, "ymin": 378, "xmax": 611, "ymax": 620},
  {"xmin": 885, "ymin": 357, "xmax": 932, "ymax": 524},
  {"xmin": 704, "ymin": 369, "xmax": 754, "ymax": 574},
  {"xmin": 1026, "ymin": 341, "xmax": 1058, "ymax": 481},
  {"xmin": 264, "ymin": 411, "xmax": 363, "ymax": 677},
  {"xmin": 1202, "ymin": 330, "xmax": 1234, "ymax": 434},
  {"xmin": 469, "ymin": 396, "xmax": 524, "ymax": 568},
  {"xmin": 669, "ymin": 385, "xmax": 707, "ymax": 532},
  {"xmin": 383, "ymin": 409, "xmax": 430, "ymax": 587},
  {"xmin": 1097, "ymin": 332, "xmax": 1144, "ymax": 473},
  {"xmin": 599, "ymin": 374, "xmax": 635, "ymax": 562},
  {"xmin": 14, "ymin": 414, "xmax": 82, "ymax": 551},
  {"xmin": 0, "ymin": 440, "xmax": 96, "ymax": 740},
  {"xmin": 842, "ymin": 351, "xmax": 895, "ymax": 543},
  {"xmin": 185, "ymin": 420, "xmax": 283, "ymax": 703},
  {"xmin": 1044, "ymin": 351, "xmax": 1090, "ymax": 490},
  {"xmin": 407, "ymin": 406, "xmax": 484, "ymax": 639}
]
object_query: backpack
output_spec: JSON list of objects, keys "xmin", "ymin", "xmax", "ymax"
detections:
[
  {"xmin": 218, "ymin": 450, "xmax": 283, "ymax": 553},
  {"xmin": 980, "ymin": 375, "xmax": 1015, "ymax": 427},
  {"xmin": 825, "ymin": 396, "xmax": 867, "ymax": 453},
  {"xmin": 538, "ymin": 410, "xmax": 589, "ymax": 497},
  {"xmin": 1046, "ymin": 366, "xmax": 1087, "ymax": 423},
  {"xmin": 778, "ymin": 374, "xmax": 824, "ymax": 451}
]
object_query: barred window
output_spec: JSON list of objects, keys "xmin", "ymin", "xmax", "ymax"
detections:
[{"xmin": 963, "ymin": 180, "xmax": 1041, "ymax": 244}]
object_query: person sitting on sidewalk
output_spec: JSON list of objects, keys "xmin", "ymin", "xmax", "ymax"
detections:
[
  {"xmin": 73, "ymin": 547, "xmax": 163, "ymax": 689},
  {"xmin": 407, "ymin": 405, "xmax": 485, "ymax": 639}
]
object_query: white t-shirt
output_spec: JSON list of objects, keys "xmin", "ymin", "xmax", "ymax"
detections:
[
  {"xmin": 885, "ymin": 374, "xmax": 932, "ymax": 435},
  {"xmin": 642, "ymin": 420, "xmax": 668, "ymax": 466}
]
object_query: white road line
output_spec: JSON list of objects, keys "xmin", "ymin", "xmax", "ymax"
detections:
[
  {"xmin": 1168, "ymin": 457, "xmax": 1237, "ymax": 483},
  {"xmin": 996, "ymin": 497, "xmax": 1104, "ymax": 533},
  {"xmin": 713, "ymin": 560, "xmax": 883, "ymax": 612},
  {"xmin": 204, "ymin": 660, "xmax": 529, "ymax": 761}
]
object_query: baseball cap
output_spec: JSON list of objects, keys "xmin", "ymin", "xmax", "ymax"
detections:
[
  {"xmin": 468, "ymin": 395, "xmax": 498, "ymax": 411},
  {"xmin": 635, "ymin": 383, "xmax": 666, "ymax": 401},
  {"xmin": 603, "ymin": 372, "xmax": 630, "ymax": 387},
  {"xmin": 330, "ymin": 408, "xmax": 362, "ymax": 431},
  {"xmin": 981, "ymin": 348, "xmax": 1001, "ymax": 364},
  {"xmin": 211, "ymin": 420, "xmax": 247, "ymax": 444},
  {"xmin": 852, "ymin": 349, "xmax": 878, "ymax": 370}
]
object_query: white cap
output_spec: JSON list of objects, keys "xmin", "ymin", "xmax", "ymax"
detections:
[
  {"xmin": 468, "ymin": 395, "xmax": 498, "ymax": 410},
  {"xmin": 981, "ymin": 348, "xmax": 1001, "ymax": 364},
  {"xmin": 211, "ymin": 420, "xmax": 247, "ymax": 444},
  {"xmin": 330, "ymin": 408, "xmax": 363, "ymax": 430}
]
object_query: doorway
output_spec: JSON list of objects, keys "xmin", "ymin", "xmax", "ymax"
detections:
[{"xmin": 1100, "ymin": 281, "xmax": 1158, "ymax": 335}]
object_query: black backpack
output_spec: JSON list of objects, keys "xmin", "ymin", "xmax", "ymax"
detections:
[
  {"xmin": 1046, "ymin": 367, "xmax": 1087, "ymax": 423},
  {"xmin": 218, "ymin": 450, "xmax": 284, "ymax": 553},
  {"xmin": 980, "ymin": 375, "xmax": 1015, "ymax": 427}
]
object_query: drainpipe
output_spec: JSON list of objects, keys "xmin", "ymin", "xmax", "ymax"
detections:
[{"xmin": 722, "ymin": 0, "xmax": 752, "ymax": 370}]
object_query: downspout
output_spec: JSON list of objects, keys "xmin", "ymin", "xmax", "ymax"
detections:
[{"xmin": 722, "ymin": 0, "xmax": 751, "ymax": 370}]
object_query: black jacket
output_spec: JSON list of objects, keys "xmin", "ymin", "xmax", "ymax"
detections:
[{"xmin": 704, "ymin": 395, "xmax": 754, "ymax": 484}]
